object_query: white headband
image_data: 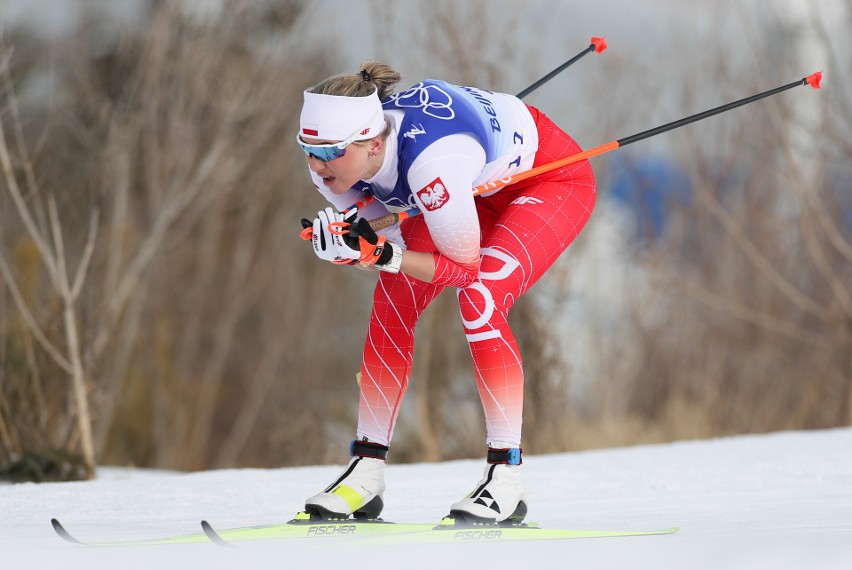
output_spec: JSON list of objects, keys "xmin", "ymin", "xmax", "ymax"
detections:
[{"xmin": 300, "ymin": 86, "xmax": 385, "ymax": 141}]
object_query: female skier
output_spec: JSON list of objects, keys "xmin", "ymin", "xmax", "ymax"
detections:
[{"xmin": 297, "ymin": 62, "xmax": 596, "ymax": 524}]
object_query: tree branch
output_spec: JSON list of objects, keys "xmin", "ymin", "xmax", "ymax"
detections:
[{"xmin": 0, "ymin": 251, "xmax": 73, "ymax": 373}]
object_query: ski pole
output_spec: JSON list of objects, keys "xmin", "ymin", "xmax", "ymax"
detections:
[
  {"xmin": 516, "ymin": 36, "xmax": 607, "ymax": 99},
  {"xmin": 362, "ymin": 71, "xmax": 823, "ymax": 233},
  {"xmin": 301, "ymin": 37, "xmax": 609, "ymax": 241}
]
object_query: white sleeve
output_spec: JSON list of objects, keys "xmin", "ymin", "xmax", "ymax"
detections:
[{"xmin": 406, "ymin": 134, "xmax": 485, "ymax": 267}]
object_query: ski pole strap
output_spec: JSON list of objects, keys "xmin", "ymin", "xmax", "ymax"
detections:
[
  {"xmin": 487, "ymin": 447, "xmax": 522, "ymax": 465},
  {"xmin": 350, "ymin": 440, "xmax": 389, "ymax": 460}
]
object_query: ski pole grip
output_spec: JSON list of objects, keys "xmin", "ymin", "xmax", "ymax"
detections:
[
  {"xmin": 299, "ymin": 218, "xmax": 313, "ymax": 241},
  {"xmin": 366, "ymin": 213, "xmax": 400, "ymax": 231}
]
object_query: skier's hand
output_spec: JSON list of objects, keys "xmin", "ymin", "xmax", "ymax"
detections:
[
  {"xmin": 342, "ymin": 218, "xmax": 394, "ymax": 268},
  {"xmin": 310, "ymin": 207, "xmax": 359, "ymax": 264}
]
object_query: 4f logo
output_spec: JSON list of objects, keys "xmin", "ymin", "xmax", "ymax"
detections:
[
  {"xmin": 510, "ymin": 196, "xmax": 543, "ymax": 206},
  {"xmin": 417, "ymin": 178, "xmax": 450, "ymax": 211}
]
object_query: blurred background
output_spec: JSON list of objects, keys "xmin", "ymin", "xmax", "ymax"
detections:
[{"xmin": 0, "ymin": 0, "xmax": 849, "ymax": 481}]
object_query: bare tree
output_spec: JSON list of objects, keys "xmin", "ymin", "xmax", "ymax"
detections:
[
  {"xmin": 590, "ymin": 3, "xmax": 852, "ymax": 440},
  {"xmin": 0, "ymin": 43, "xmax": 99, "ymax": 476}
]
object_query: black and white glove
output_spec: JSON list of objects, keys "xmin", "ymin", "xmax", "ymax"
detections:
[{"xmin": 310, "ymin": 207, "xmax": 359, "ymax": 264}]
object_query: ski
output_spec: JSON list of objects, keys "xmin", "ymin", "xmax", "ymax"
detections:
[
  {"xmin": 198, "ymin": 518, "xmax": 679, "ymax": 546},
  {"xmin": 50, "ymin": 517, "xmax": 434, "ymax": 547},
  {"xmin": 199, "ymin": 518, "xmax": 437, "ymax": 544},
  {"xmin": 51, "ymin": 518, "xmax": 210, "ymax": 547},
  {"xmin": 368, "ymin": 525, "xmax": 680, "ymax": 544}
]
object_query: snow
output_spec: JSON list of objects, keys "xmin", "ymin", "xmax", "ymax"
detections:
[{"xmin": 2, "ymin": 429, "xmax": 851, "ymax": 569}]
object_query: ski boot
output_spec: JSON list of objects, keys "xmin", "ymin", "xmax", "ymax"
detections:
[
  {"xmin": 301, "ymin": 439, "xmax": 388, "ymax": 521},
  {"xmin": 446, "ymin": 443, "xmax": 527, "ymax": 527}
]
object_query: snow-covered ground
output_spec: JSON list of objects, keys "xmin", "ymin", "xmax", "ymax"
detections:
[{"xmin": 2, "ymin": 428, "xmax": 851, "ymax": 569}]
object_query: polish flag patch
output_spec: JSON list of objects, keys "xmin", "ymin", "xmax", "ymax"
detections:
[
  {"xmin": 302, "ymin": 125, "xmax": 319, "ymax": 137},
  {"xmin": 417, "ymin": 178, "xmax": 450, "ymax": 211}
]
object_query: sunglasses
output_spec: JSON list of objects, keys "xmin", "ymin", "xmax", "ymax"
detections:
[{"xmin": 296, "ymin": 111, "xmax": 382, "ymax": 163}]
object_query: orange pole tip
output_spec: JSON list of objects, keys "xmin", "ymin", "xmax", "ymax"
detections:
[
  {"xmin": 806, "ymin": 71, "xmax": 822, "ymax": 89},
  {"xmin": 591, "ymin": 36, "xmax": 608, "ymax": 53}
]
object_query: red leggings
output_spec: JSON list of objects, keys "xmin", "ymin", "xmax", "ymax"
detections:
[{"xmin": 357, "ymin": 108, "xmax": 596, "ymax": 447}]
